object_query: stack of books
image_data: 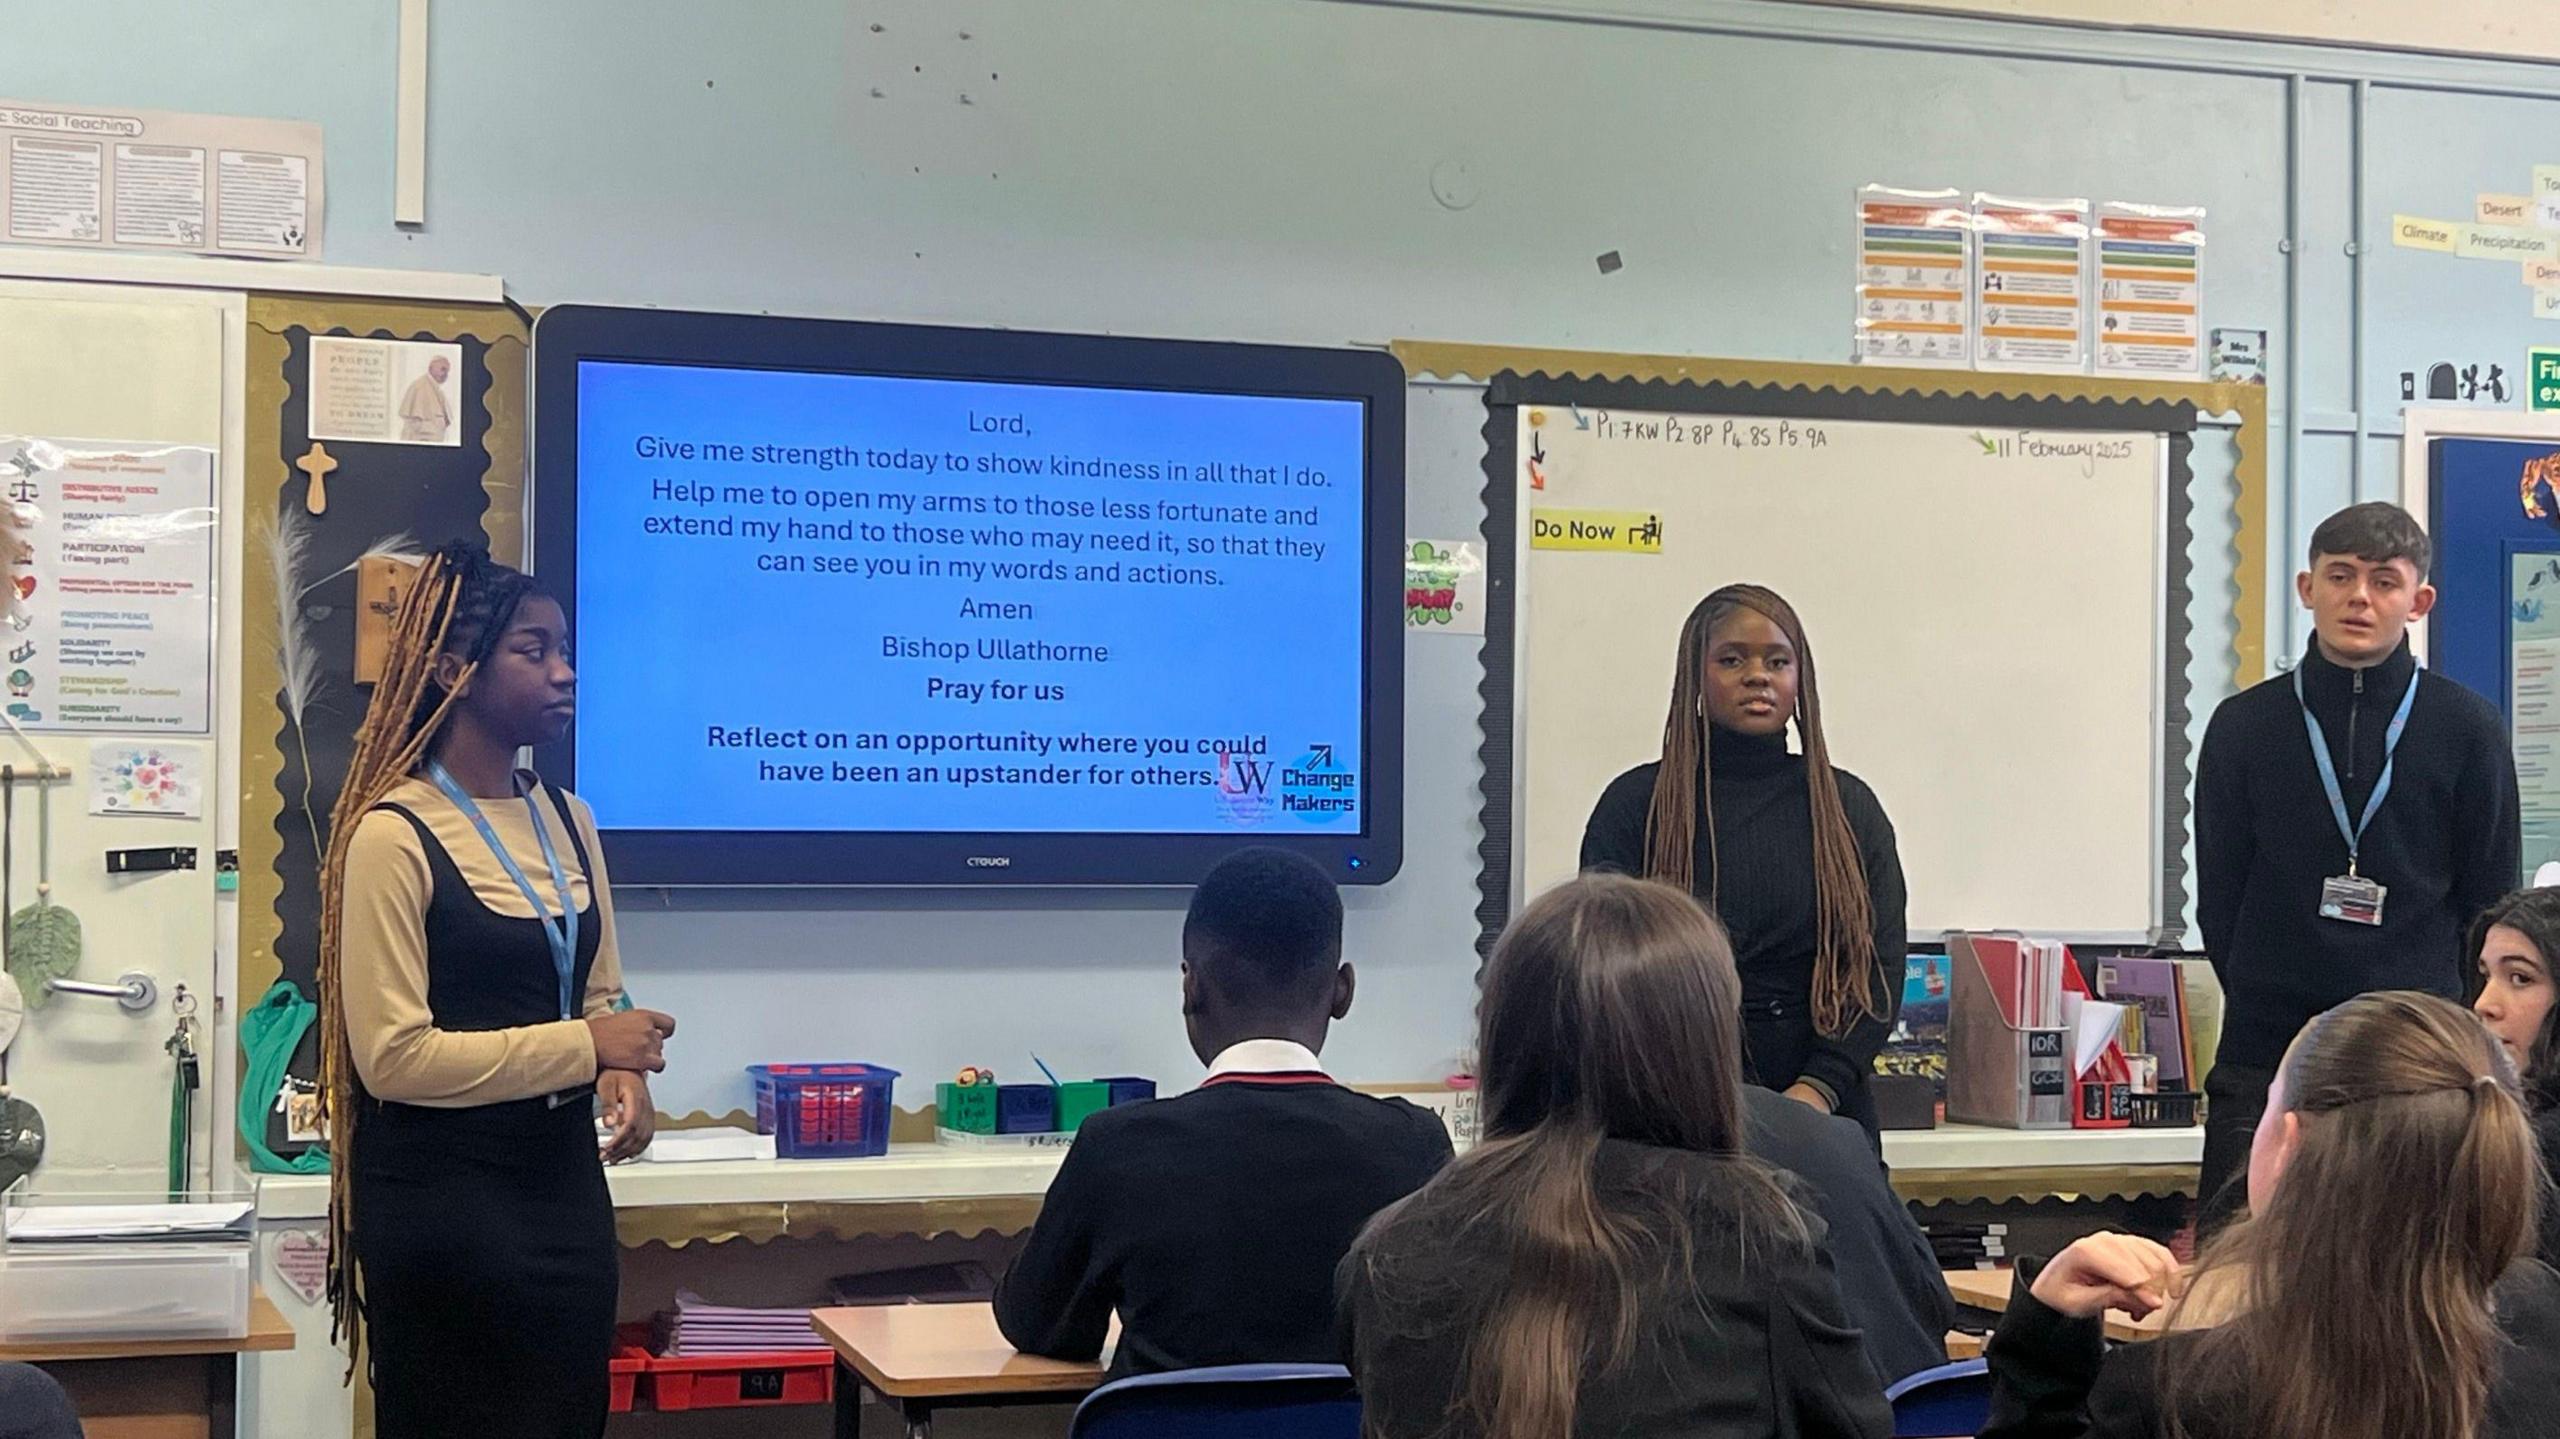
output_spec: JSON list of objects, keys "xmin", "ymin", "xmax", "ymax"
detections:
[
  {"xmin": 1928, "ymin": 1221, "xmax": 2010, "ymax": 1271},
  {"xmin": 653, "ymin": 1291, "xmax": 821, "ymax": 1357}
]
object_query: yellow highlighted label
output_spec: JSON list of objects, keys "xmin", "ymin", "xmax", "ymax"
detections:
[
  {"xmin": 2393, "ymin": 215, "xmax": 2458, "ymax": 252},
  {"xmin": 1531, "ymin": 509, "xmax": 1663, "ymax": 554}
]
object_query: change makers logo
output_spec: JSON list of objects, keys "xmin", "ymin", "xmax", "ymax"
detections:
[
  {"xmin": 1280, "ymin": 743, "xmax": 1358, "ymax": 828},
  {"xmin": 1215, "ymin": 742, "xmax": 1359, "ymax": 828}
]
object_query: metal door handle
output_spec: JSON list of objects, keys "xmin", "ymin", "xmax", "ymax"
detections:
[{"xmin": 43, "ymin": 971, "xmax": 158, "ymax": 1013}]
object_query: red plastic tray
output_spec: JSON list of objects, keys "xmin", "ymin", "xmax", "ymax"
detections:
[
  {"xmin": 609, "ymin": 1325, "xmax": 653, "ymax": 1413},
  {"xmin": 645, "ymin": 1347, "xmax": 836, "ymax": 1411}
]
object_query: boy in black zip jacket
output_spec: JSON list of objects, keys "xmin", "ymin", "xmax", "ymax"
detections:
[{"xmin": 2192, "ymin": 502, "xmax": 2518, "ymax": 1231}]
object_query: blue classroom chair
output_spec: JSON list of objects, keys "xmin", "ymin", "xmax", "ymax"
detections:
[
  {"xmin": 1069, "ymin": 1363, "xmax": 1360, "ymax": 1439},
  {"xmin": 1885, "ymin": 1357, "xmax": 1992, "ymax": 1438}
]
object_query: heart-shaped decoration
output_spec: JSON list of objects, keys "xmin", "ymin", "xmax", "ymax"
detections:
[
  {"xmin": 11, "ymin": 576, "xmax": 33, "ymax": 602},
  {"xmin": 274, "ymin": 1229, "xmax": 329, "ymax": 1305}
]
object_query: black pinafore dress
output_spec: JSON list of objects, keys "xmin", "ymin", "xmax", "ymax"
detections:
[{"xmin": 349, "ymin": 787, "xmax": 615, "ymax": 1439}]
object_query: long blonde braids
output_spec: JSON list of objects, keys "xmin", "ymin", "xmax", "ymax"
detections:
[
  {"xmin": 314, "ymin": 543, "xmax": 522, "ymax": 1378},
  {"xmin": 1641, "ymin": 584, "xmax": 1883, "ymax": 1037}
]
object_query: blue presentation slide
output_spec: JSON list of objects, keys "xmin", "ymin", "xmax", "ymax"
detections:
[{"xmin": 571, "ymin": 360, "xmax": 1370, "ymax": 836}]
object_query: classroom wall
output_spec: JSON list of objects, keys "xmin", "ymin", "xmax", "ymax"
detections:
[
  {"xmin": 1795, "ymin": 0, "xmax": 2560, "ymax": 63},
  {"xmin": 18, "ymin": 0, "xmax": 2560, "ymax": 1115}
]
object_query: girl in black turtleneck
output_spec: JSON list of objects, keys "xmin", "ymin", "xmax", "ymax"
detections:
[{"xmin": 1580, "ymin": 584, "xmax": 1907, "ymax": 1136}]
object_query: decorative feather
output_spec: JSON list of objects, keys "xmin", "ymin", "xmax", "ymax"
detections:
[
  {"xmin": 297, "ymin": 532, "xmax": 423, "ymax": 603},
  {"xmin": 264, "ymin": 524, "xmax": 425, "ymax": 865},
  {"xmin": 261, "ymin": 509, "xmax": 329, "ymax": 864},
  {"xmin": 262, "ymin": 509, "xmax": 320, "ymax": 731}
]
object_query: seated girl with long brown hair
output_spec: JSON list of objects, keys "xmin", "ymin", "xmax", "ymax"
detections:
[
  {"xmin": 2470, "ymin": 886, "xmax": 2560, "ymax": 1269},
  {"xmin": 1984, "ymin": 990, "xmax": 2560, "ymax": 1439},
  {"xmin": 1338, "ymin": 874, "xmax": 1892, "ymax": 1439}
]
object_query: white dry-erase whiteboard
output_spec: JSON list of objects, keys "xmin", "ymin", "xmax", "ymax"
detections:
[{"xmin": 1478, "ymin": 375, "xmax": 2194, "ymax": 945}]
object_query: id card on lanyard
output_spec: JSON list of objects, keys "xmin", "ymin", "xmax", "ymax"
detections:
[
  {"xmin": 2294, "ymin": 666, "xmax": 2419, "ymax": 926},
  {"xmin": 428, "ymin": 763, "xmax": 584, "ymax": 1099}
]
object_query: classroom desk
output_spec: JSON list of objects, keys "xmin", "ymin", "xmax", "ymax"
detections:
[
  {"xmin": 1942, "ymin": 1267, "xmax": 2166, "ymax": 1343},
  {"xmin": 0, "ymin": 1288, "xmax": 296, "ymax": 1439},
  {"xmin": 810, "ymin": 1302, "xmax": 1106, "ymax": 1439}
]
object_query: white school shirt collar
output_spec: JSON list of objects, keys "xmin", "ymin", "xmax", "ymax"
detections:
[{"xmin": 1205, "ymin": 1038, "xmax": 1329, "ymax": 1079}]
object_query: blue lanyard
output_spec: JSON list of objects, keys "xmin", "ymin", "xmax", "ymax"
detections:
[
  {"xmin": 2293, "ymin": 664, "xmax": 2421, "ymax": 874},
  {"xmin": 427, "ymin": 763, "xmax": 580, "ymax": 1020}
]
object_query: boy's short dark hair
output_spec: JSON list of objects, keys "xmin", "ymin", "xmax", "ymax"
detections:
[
  {"xmin": 1184, "ymin": 848, "xmax": 1343, "ymax": 1007},
  {"xmin": 2307, "ymin": 501, "xmax": 2432, "ymax": 581}
]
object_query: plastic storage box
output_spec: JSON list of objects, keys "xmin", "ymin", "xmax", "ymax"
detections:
[
  {"xmin": 996, "ymin": 1084, "xmax": 1056, "ymax": 1134},
  {"xmin": 609, "ymin": 1325, "xmax": 653, "ymax": 1412},
  {"xmin": 1099, "ymin": 1076, "xmax": 1158, "ymax": 1108},
  {"xmin": 1054, "ymin": 1081, "xmax": 1112, "ymax": 1133},
  {"xmin": 748, "ymin": 1063, "xmax": 900, "ymax": 1159},
  {"xmin": 646, "ymin": 1347, "xmax": 835, "ymax": 1410},
  {"xmin": 935, "ymin": 1080, "xmax": 1000, "ymax": 1134},
  {"xmin": 0, "ymin": 1241, "xmax": 249, "ymax": 1344}
]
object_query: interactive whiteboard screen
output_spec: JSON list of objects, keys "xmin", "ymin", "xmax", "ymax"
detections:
[{"xmin": 533, "ymin": 307, "xmax": 1405, "ymax": 886}]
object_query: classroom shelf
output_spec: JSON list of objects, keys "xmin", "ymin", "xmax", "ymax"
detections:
[
  {"xmin": 252, "ymin": 1124, "xmax": 2203, "ymax": 1231},
  {"xmin": 1880, "ymin": 1124, "xmax": 2201, "ymax": 1171}
]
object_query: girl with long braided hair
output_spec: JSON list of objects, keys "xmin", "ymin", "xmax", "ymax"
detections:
[
  {"xmin": 1580, "ymin": 584, "xmax": 1906, "ymax": 1136},
  {"xmin": 317, "ymin": 543, "xmax": 676, "ymax": 1437}
]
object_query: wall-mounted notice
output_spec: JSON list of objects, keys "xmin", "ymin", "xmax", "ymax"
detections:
[
  {"xmin": 0, "ymin": 99, "xmax": 322, "ymax": 259},
  {"xmin": 308, "ymin": 337, "xmax": 462, "ymax": 448},
  {"xmin": 2512, "ymin": 552, "xmax": 2560, "ymax": 882},
  {"xmin": 2095, "ymin": 202, "xmax": 2205, "ymax": 379},
  {"xmin": 0, "ymin": 437, "xmax": 217, "ymax": 734},
  {"xmin": 1855, "ymin": 185, "xmax": 1972, "ymax": 369},
  {"xmin": 1973, "ymin": 194, "xmax": 2090, "ymax": 374},
  {"xmin": 2209, "ymin": 328, "xmax": 2267, "ymax": 385}
]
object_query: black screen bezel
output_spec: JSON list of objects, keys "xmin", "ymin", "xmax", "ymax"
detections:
[{"xmin": 528, "ymin": 304, "xmax": 1406, "ymax": 887}]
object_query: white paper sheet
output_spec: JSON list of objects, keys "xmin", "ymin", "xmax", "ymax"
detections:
[
  {"xmin": 5, "ymin": 1201, "xmax": 252, "ymax": 1242},
  {"xmin": 2074, "ymin": 1000, "xmax": 2129, "ymax": 1078}
]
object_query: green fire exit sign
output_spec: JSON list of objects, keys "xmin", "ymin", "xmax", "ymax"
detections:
[{"xmin": 2535, "ymin": 348, "xmax": 2560, "ymax": 410}]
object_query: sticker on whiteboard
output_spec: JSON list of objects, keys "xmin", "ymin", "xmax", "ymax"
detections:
[
  {"xmin": 1530, "ymin": 509, "xmax": 1662, "ymax": 554},
  {"xmin": 1405, "ymin": 539, "xmax": 1486, "ymax": 635}
]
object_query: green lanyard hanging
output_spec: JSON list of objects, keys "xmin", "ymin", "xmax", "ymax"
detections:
[{"xmin": 166, "ymin": 987, "xmax": 197, "ymax": 1201}]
